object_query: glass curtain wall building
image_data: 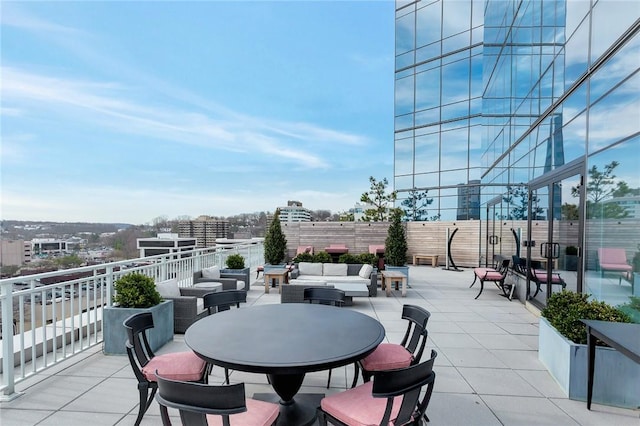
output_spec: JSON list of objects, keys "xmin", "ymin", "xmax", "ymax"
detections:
[{"xmin": 395, "ymin": 0, "xmax": 640, "ymax": 310}]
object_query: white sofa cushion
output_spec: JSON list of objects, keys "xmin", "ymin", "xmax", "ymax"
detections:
[
  {"xmin": 358, "ymin": 264, "xmax": 374, "ymax": 279},
  {"xmin": 201, "ymin": 266, "xmax": 221, "ymax": 280},
  {"xmin": 323, "ymin": 263, "xmax": 348, "ymax": 276},
  {"xmin": 298, "ymin": 262, "xmax": 323, "ymax": 276},
  {"xmin": 156, "ymin": 279, "xmax": 181, "ymax": 298},
  {"xmin": 289, "ymin": 279, "xmax": 330, "ymax": 286}
]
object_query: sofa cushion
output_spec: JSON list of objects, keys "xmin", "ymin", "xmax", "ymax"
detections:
[
  {"xmin": 201, "ymin": 266, "xmax": 221, "ymax": 280},
  {"xmin": 292, "ymin": 275, "xmax": 327, "ymax": 283},
  {"xmin": 358, "ymin": 264, "xmax": 373, "ymax": 279},
  {"xmin": 323, "ymin": 263, "xmax": 348, "ymax": 276},
  {"xmin": 298, "ymin": 262, "xmax": 323, "ymax": 276},
  {"xmin": 156, "ymin": 279, "xmax": 181, "ymax": 298}
]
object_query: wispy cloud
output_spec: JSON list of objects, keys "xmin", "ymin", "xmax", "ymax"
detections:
[{"xmin": 2, "ymin": 66, "xmax": 363, "ymax": 168}]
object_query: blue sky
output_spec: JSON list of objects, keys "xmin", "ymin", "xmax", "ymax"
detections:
[{"xmin": 1, "ymin": 1, "xmax": 395, "ymax": 225}]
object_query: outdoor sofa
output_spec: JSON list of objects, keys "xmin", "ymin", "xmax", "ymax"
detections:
[{"xmin": 288, "ymin": 262, "xmax": 377, "ymax": 298}]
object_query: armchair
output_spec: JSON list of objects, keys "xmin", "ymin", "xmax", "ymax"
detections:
[
  {"xmin": 193, "ymin": 265, "xmax": 242, "ymax": 291},
  {"xmin": 156, "ymin": 279, "xmax": 218, "ymax": 334}
]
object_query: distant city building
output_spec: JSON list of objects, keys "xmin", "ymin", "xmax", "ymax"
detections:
[
  {"xmin": 178, "ymin": 215, "xmax": 229, "ymax": 248},
  {"xmin": 277, "ymin": 201, "xmax": 312, "ymax": 223},
  {"xmin": 137, "ymin": 233, "xmax": 197, "ymax": 257},
  {"xmin": 32, "ymin": 238, "xmax": 69, "ymax": 255},
  {"xmin": 0, "ymin": 239, "xmax": 31, "ymax": 266},
  {"xmin": 601, "ymin": 196, "xmax": 640, "ymax": 219},
  {"xmin": 457, "ymin": 180, "xmax": 481, "ymax": 220}
]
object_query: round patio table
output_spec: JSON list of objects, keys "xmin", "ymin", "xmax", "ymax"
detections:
[{"xmin": 185, "ymin": 303, "xmax": 385, "ymax": 426}]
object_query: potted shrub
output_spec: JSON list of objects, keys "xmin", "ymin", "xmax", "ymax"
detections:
[
  {"xmin": 103, "ymin": 272, "xmax": 174, "ymax": 355},
  {"xmin": 538, "ymin": 290, "xmax": 638, "ymax": 408},
  {"xmin": 292, "ymin": 252, "xmax": 314, "ymax": 263},
  {"xmin": 221, "ymin": 253, "xmax": 250, "ymax": 289},
  {"xmin": 312, "ymin": 251, "xmax": 332, "ymax": 263},
  {"xmin": 264, "ymin": 209, "xmax": 287, "ymax": 269},
  {"xmin": 384, "ymin": 209, "xmax": 409, "ymax": 283},
  {"xmin": 564, "ymin": 245, "xmax": 578, "ymax": 271}
]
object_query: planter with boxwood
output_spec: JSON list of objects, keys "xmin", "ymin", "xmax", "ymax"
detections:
[
  {"xmin": 221, "ymin": 253, "xmax": 250, "ymax": 291},
  {"xmin": 538, "ymin": 290, "xmax": 638, "ymax": 408},
  {"xmin": 104, "ymin": 273, "xmax": 173, "ymax": 355},
  {"xmin": 264, "ymin": 209, "xmax": 287, "ymax": 271}
]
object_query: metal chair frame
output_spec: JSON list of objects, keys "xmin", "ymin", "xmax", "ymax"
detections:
[
  {"xmin": 202, "ymin": 290, "xmax": 247, "ymax": 384},
  {"xmin": 123, "ymin": 312, "xmax": 209, "ymax": 426},
  {"xmin": 318, "ymin": 350, "xmax": 437, "ymax": 426},
  {"xmin": 155, "ymin": 372, "xmax": 278, "ymax": 426},
  {"xmin": 303, "ymin": 287, "xmax": 346, "ymax": 388},
  {"xmin": 352, "ymin": 304, "xmax": 430, "ymax": 388}
]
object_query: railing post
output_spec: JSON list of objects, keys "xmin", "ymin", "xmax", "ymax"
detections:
[
  {"xmin": 106, "ymin": 265, "xmax": 114, "ymax": 307},
  {"xmin": 1, "ymin": 281, "xmax": 20, "ymax": 400}
]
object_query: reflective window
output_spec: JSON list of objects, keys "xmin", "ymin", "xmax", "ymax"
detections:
[
  {"xmin": 396, "ymin": 11, "xmax": 415, "ymax": 55},
  {"xmin": 590, "ymin": 1, "xmax": 640, "ymax": 65},
  {"xmin": 416, "ymin": 2, "xmax": 441, "ymax": 48}
]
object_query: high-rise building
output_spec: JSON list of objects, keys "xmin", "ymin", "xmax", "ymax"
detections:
[
  {"xmin": 0, "ymin": 240, "xmax": 31, "ymax": 267},
  {"xmin": 277, "ymin": 201, "xmax": 313, "ymax": 223},
  {"xmin": 178, "ymin": 216, "xmax": 229, "ymax": 248},
  {"xmin": 395, "ymin": 0, "xmax": 640, "ymax": 309}
]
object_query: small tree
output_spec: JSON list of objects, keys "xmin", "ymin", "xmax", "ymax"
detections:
[
  {"xmin": 385, "ymin": 209, "xmax": 408, "ymax": 266},
  {"xmin": 264, "ymin": 209, "xmax": 287, "ymax": 265},
  {"xmin": 400, "ymin": 189, "xmax": 436, "ymax": 221},
  {"xmin": 360, "ymin": 176, "xmax": 397, "ymax": 222}
]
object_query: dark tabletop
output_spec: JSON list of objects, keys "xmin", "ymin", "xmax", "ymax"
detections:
[
  {"xmin": 185, "ymin": 303, "xmax": 385, "ymax": 374},
  {"xmin": 581, "ymin": 320, "xmax": 640, "ymax": 361}
]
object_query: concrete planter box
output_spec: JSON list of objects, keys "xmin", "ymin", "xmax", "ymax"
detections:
[
  {"xmin": 538, "ymin": 317, "xmax": 640, "ymax": 408},
  {"xmin": 384, "ymin": 265, "xmax": 410, "ymax": 285},
  {"xmin": 103, "ymin": 300, "xmax": 174, "ymax": 355}
]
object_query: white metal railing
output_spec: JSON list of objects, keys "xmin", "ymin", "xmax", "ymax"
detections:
[{"xmin": 0, "ymin": 241, "xmax": 264, "ymax": 399}]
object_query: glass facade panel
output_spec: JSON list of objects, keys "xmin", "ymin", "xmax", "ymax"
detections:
[{"xmin": 394, "ymin": 0, "xmax": 639, "ymax": 312}]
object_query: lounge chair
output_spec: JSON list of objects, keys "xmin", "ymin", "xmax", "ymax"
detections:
[{"xmin": 597, "ymin": 247, "xmax": 633, "ymax": 285}]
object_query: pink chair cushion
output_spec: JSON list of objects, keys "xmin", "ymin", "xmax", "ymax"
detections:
[
  {"xmin": 360, "ymin": 343, "xmax": 413, "ymax": 372},
  {"xmin": 531, "ymin": 270, "xmax": 564, "ymax": 284},
  {"xmin": 206, "ymin": 398, "xmax": 280, "ymax": 426},
  {"xmin": 599, "ymin": 262, "xmax": 632, "ymax": 272},
  {"xmin": 321, "ymin": 381, "xmax": 403, "ymax": 426},
  {"xmin": 598, "ymin": 248, "xmax": 629, "ymax": 265},
  {"xmin": 142, "ymin": 351, "xmax": 207, "ymax": 382},
  {"xmin": 480, "ymin": 270, "xmax": 503, "ymax": 280}
]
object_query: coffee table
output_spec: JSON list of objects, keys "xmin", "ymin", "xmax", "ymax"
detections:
[
  {"xmin": 185, "ymin": 304, "xmax": 385, "ymax": 425},
  {"xmin": 263, "ymin": 268, "xmax": 289, "ymax": 294},
  {"xmin": 381, "ymin": 270, "xmax": 407, "ymax": 297}
]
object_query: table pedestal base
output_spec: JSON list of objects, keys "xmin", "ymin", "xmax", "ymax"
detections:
[{"xmin": 253, "ymin": 393, "xmax": 324, "ymax": 426}]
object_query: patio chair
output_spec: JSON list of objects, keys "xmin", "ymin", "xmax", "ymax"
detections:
[
  {"xmin": 318, "ymin": 350, "xmax": 437, "ymax": 426},
  {"xmin": 296, "ymin": 245, "xmax": 314, "ymax": 255},
  {"xmin": 203, "ymin": 290, "xmax": 247, "ymax": 384},
  {"xmin": 352, "ymin": 305, "xmax": 430, "ymax": 388},
  {"xmin": 155, "ymin": 372, "xmax": 279, "ymax": 426},
  {"xmin": 123, "ymin": 312, "xmax": 210, "ymax": 426},
  {"xmin": 470, "ymin": 258, "xmax": 512, "ymax": 299},
  {"xmin": 597, "ymin": 247, "xmax": 633, "ymax": 285},
  {"xmin": 304, "ymin": 287, "xmax": 347, "ymax": 388}
]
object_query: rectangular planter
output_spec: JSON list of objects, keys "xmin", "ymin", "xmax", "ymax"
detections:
[
  {"xmin": 538, "ymin": 317, "xmax": 640, "ymax": 408},
  {"xmin": 103, "ymin": 300, "xmax": 174, "ymax": 355}
]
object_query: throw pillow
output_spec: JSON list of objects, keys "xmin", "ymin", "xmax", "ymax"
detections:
[
  {"xmin": 156, "ymin": 279, "xmax": 181, "ymax": 298},
  {"xmin": 201, "ymin": 266, "xmax": 221, "ymax": 280},
  {"xmin": 299, "ymin": 262, "xmax": 323, "ymax": 276},
  {"xmin": 323, "ymin": 263, "xmax": 348, "ymax": 276},
  {"xmin": 358, "ymin": 264, "xmax": 374, "ymax": 279}
]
